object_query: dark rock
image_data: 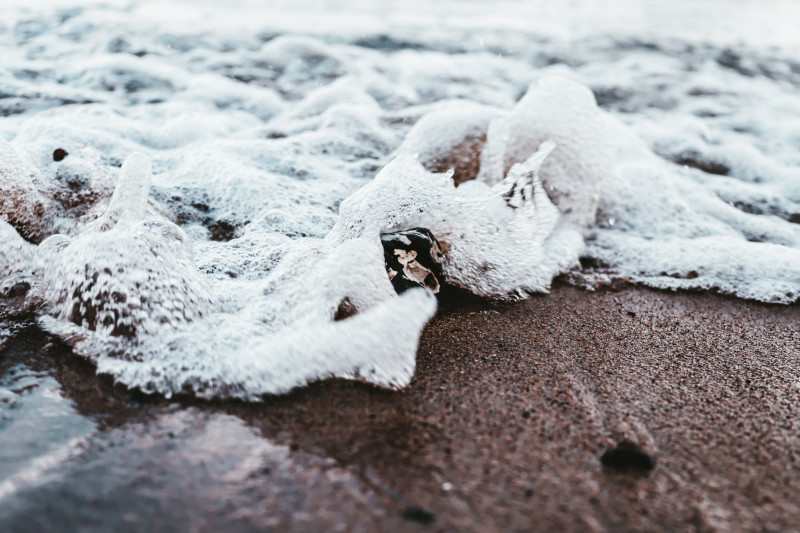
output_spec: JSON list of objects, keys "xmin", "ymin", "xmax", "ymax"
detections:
[
  {"xmin": 334, "ymin": 298, "xmax": 357, "ymax": 321},
  {"xmin": 381, "ymin": 228, "xmax": 444, "ymax": 294},
  {"xmin": 601, "ymin": 442, "xmax": 656, "ymax": 472},
  {"xmin": 401, "ymin": 505, "xmax": 435, "ymax": 525},
  {"xmin": 53, "ymin": 148, "xmax": 68, "ymax": 162},
  {"xmin": 579, "ymin": 256, "xmax": 610, "ymax": 270}
]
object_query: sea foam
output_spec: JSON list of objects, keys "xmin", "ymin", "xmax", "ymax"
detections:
[{"xmin": 2, "ymin": 4, "xmax": 799, "ymax": 398}]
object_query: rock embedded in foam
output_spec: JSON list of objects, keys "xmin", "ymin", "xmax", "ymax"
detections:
[
  {"xmin": 478, "ymin": 76, "xmax": 614, "ymax": 227},
  {"xmin": 7, "ymin": 281, "xmax": 31, "ymax": 297},
  {"xmin": 381, "ymin": 228, "xmax": 444, "ymax": 294},
  {"xmin": 329, "ymin": 142, "xmax": 563, "ymax": 299}
]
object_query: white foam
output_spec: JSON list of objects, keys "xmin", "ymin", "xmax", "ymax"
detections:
[
  {"xmin": 478, "ymin": 76, "xmax": 614, "ymax": 228},
  {"xmin": 584, "ymin": 113, "xmax": 800, "ymax": 304},
  {"xmin": 2, "ymin": 1, "xmax": 800, "ymax": 398}
]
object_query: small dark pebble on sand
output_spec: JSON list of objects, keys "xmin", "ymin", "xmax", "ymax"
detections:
[
  {"xmin": 401, "ymin": 506, "xmax": 436, "ymax": 525},
  {"xmin": 53, "ymin": 148, "xmax": 68, "ymax": 161},
  {"xmin": 601, "ymin": 442, "xmax": 656, "ymax": 472}
]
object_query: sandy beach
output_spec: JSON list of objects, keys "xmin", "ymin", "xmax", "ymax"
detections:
[
  {"xmin": 2, "ymin": 283, "xmax": 798, "ymax": 532},
  {"xmin": 2, "ymin": 2, "xmax": 800, "ymax": 530}
]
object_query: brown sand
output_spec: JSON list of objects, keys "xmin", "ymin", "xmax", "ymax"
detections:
[{"xmin": 2, "ymin": 284, "xmax": 799, "ymax": 532}]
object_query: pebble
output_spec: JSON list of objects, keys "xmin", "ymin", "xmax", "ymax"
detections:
[
  {"xmin": 401, "ymin": 505, "xmax": 435, "ymax": 525},
  {"xmin": 53, "ymin": 148, "xmax": 68, "ymax": 161},
  {"xmin": 600, "ymin": 442, "xmax": 656, "ymax": 471}
]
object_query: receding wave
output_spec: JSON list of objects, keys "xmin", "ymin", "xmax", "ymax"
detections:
[{"xmin": 2, "ymin": 4, "xmax": 799, "ymax": 398}]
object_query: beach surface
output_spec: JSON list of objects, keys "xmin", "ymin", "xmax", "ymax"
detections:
[
  {"xmin": 2, "ymin": 284, "xmax": 798, "ymax": 532},
  {"xmin": 2, "ymin": 1, "xmax": 800, "ymax": 530}
]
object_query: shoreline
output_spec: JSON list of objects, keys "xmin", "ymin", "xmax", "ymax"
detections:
[{"xmin": 2, "ymin": 283, "xmax": 799, "ymax": 531}]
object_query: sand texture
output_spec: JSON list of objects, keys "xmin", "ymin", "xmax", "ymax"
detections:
[{"xmin": 2, "ymin": 284, "xmax": 798, "ymax": 532}]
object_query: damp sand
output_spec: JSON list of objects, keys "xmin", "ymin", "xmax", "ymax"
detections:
[{"xmin": 2, "ymin": 283, "xmax": 798, "ymax": 532}]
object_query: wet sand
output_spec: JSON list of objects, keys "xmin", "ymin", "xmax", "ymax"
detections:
[{"xmin": 1, "ymin": 283, "xmax": 799, "ymax": 532}]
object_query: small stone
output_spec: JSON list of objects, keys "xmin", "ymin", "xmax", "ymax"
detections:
[
  {"xmin": 53, "ymin": 148, "xmax": 68, "ymax": 161},
  {"xmin": 333, "ymin": 297, "xmax": 357, "ymax": 321},
  {"xmin": 381, "ymin": 228, "xmax": 444, "ymax": 294},
  {"xmin": 601, "ymin": 442, "xmax": 656, "ymax": 471},
  {"xmin": 442, "ymin": 482, "xmax": 453, "ymax": 491},
  {"xmin": 401, "ymin": 506, "xmax": 435, "ymax": 525}
]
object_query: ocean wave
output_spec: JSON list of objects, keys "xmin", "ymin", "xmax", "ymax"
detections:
[{"xmin": 2, "ymin": 3, "xmax": 799, "ymax": 398}]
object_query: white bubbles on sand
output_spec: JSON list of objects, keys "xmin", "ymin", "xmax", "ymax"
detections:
[
  {"xmin": 585, "ymin": 113, "xmax": 800, "ymax": 304},
  {"xmin": 2, "ymin": 4, "xmax": 800, "ymax": 398}
]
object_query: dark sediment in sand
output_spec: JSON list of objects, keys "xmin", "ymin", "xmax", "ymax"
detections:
[{"xmin": 1, "ymin": 284, "xmax": 798, "ymax": 532}]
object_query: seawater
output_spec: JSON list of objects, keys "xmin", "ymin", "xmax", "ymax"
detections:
[{"xmin": 1, "ymin": 1, "xmax": 800, "ymax": 400}]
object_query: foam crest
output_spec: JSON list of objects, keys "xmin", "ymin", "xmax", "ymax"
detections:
[
  {"xmin": 101, "ymin": 153, "xmax": 152, "ymax": 227},
  {"xmin": 478, "ymin": 76, "xmax": 615, "ymax": 227}
]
